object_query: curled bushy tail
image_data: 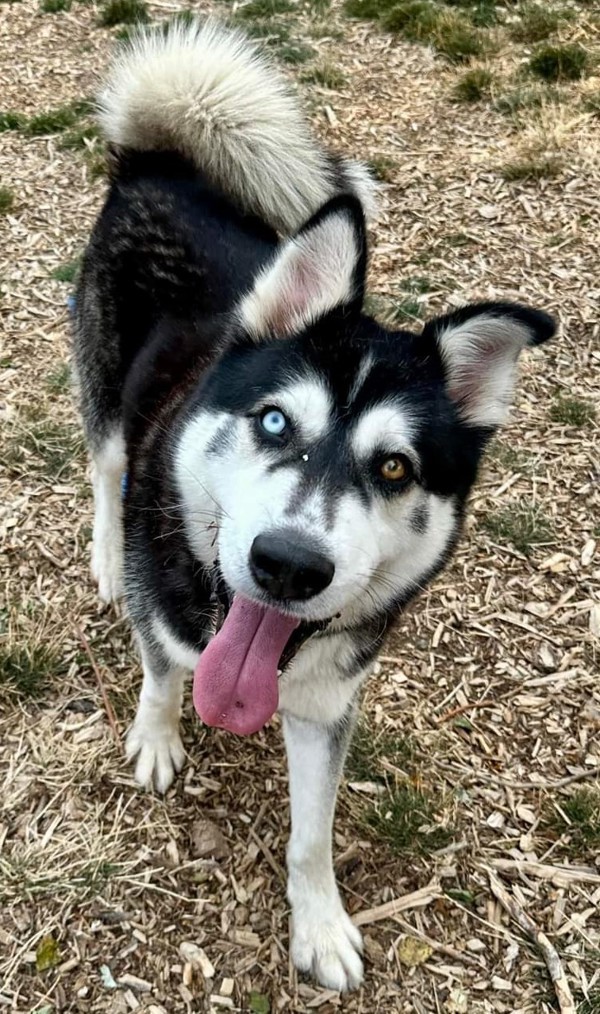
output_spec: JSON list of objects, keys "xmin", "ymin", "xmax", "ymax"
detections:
[{"xmin": 98, "ymin": 19, "xmax": 377, "ymax": 234}]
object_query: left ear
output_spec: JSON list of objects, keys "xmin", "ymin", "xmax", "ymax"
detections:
[
  {"xmin": 423, "ymin": 301, "xmax": 556, "ymax": 428},
  {"xmin": 239, "ymin": 195, "xmax": 367, "ymax": 339}
]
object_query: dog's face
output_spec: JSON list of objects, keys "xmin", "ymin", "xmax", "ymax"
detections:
[{"xmin": 175, "ymin": 197, "xmax": 555, "ymax": 627}]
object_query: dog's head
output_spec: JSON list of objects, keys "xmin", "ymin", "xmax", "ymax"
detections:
[
  {"xmin": 176, "ymin": 195, "xmax": 555, "ymax": 733},
  {"xmin": 175, "ymin": 195, "xmax": 555, "ymax": 632}
]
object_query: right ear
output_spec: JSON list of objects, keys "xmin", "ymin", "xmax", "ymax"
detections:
[
  {"xmin": 238, "ymin": 195, "xmax": 367, "ymax": 339},
  {"xmin": 422, "ymin": 301, "xmax": 556, "ymax": 429}
]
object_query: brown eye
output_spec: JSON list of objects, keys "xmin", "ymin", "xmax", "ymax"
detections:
[{"xmin": 380, "ymin": 456, "xmax": 410, "ymax": 482}]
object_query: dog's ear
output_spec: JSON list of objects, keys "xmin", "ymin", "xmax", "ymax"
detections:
[
  {"xmin": 423, "ymin": 302, "xmax": 556, "ymax": 428},
  {"xmin": 239, "ymin": 195, "xmax": 367, "ymax": 339}
]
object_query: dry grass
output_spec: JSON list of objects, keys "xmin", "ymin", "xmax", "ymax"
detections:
[{"xmin": 1, "ymin": 1, "xmax": 599, "ymax": 1011}]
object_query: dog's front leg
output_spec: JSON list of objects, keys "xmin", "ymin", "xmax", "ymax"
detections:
[
  {"xmin": 126, "ymin": 640, "xmax": 186, "ymax": 793},
  {"xmin": 283, "ymin": 711, "xmax": 363, "ymax": 992}
]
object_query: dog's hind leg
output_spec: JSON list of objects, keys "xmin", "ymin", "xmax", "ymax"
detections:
[
  {"xmin": 126, "ymin": 640, "xmax": 186, "ymax": 794},
  {"xmin": 283, "ymin": 711, "xmax": 364, "ymax": 992},
  {"xmin": 91, "ymin": 428, "xmax": 126, "ymax": 604}
]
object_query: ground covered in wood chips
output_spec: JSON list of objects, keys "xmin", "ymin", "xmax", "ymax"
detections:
[{"xmin": 1, "ymin": 0, "xmax": 599, "ymax": 1011}]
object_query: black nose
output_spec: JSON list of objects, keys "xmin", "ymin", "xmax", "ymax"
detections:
[{"xmin": 250, "ymin": 533, "xmax": 335, "ymax": 602}]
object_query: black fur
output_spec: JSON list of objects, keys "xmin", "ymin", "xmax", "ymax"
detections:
[{"xmin": 74, "ymin": 145, "xmax": 556, "ymax": 680}]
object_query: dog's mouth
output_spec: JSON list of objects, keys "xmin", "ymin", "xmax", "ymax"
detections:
[{"xmin": 192, "ymin": 580, "xmax": 331, "ymax": 735}]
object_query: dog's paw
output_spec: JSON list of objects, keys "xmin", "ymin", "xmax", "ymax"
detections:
[
  {"xmin": 126, "ymin": 717, "xmax": 185, "ymax": 793},
  {"xmin": 91, "ymin": 535, "xmax": 123, "ymax": 604},
  {"xmin": 291, "ymin": 901, "xmax": 364, "ymax": 992}
]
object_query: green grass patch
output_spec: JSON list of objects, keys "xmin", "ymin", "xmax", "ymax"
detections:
[
  {"xmin": 382, "ymin": 0, "xmax": 441, "ymax": 40},
  {"xmin": 347, "ymin": 721, "xmax": 416, "ymax": 781},
  {"xmin": 309, "ymin": 23, "xmax": 344, "ymax": 39},
  {"xmin": 453, "ymin": 67, "xmax": 493, "ymax": 102},
  {"xmin": 234, "ymin": 19, "xmax": 291, "ymax": 39},
  {"xmin": 365, "ymin": 784, "xmax": 453, "ymax": 856},
  {"xmin": 368, "ymin": 155, "xmax": 397, "ymax": 182},
  {"xmin": 444, "ymin": 231, "xmax": 475, "ymax": 247},
  {"xmin": 0, "ymin": 187, "xmax": 15, "ymax": 214},
  {"xmin": 301, "ymin": 63, "xmax": 347, "ymax": 88},
  {"xmin": 306, "ymin": 0, "xmax": 331, "ymax": 12},
  {"xmin": 235, "ymin": 0, "xmax": 296, "ymax": 18},
  {"xmin": 230, "ymin": 18, "xmax": 314, "ymax": 62},
  {"xmin": 488, "ymin": 439, "xmax": 528, "ymax": 472},
  {"xmin": 0, "ymin": 644, "xmax": 62, "ymax": 697},
  {"xmin": 85, "ymin": 153, "xmax": 109, "ymax": 179},
  {"xmin": 364, "ymin": 293, "xmax": 423, "ymax": 325},
  {"xmin": 482, "ymin": 503, "xmax": 553, "ymax": 555},
  {"xmin": 509, "ymin": 4, "xmax": 564, "ymax": 43},
  {"xmin": 344, "ymin": 0, "xmax": 397, "ymax": 19},
  {"xmin": 41, "ymin": 0, "xmax": 71, "ymax": 10},
  {"xmin": 545, "ymin": 788, "xmax": 600, "ymax": 853},
  {"xmin": 98, "ymin": 0, "xmax": 149, "ymax": 26},
  {"xmin": 0, "ymin": 111, "xmax": 27, "ymax": 132},
  {"xmin": 434, "ymin": 13, "xmax": 489, "ymax": 62},
  {"xmin": 583, "ymin": 91, "xmax": 600, "ymax": 116},
  {"xmin": 51, "ymin": 258, "xmax": 81, "ymax": 283},
  {"xmin": 158, "ymin": 10, "xmax": 197, "ymax": 32},
  {"xmin": 528, "ymin": 43, "xmax": 590, "ymax": 82},
  {"xmin": 59, "ymin": 122, "xmax": 100, "ymax": 150},
  {"xmin": 443, "ymin": 0, "xmax": 498, "ymax": 26},
  {"xmin": 577, "ymin": 989, "xmax": 600, "ymax": 1014},
  {"xmin": 401, "ymin": 275, "xmax": 432, "ymax": 294},
  {"xmin": 5, "ymin": 420, "xmax": 85, "ymax": 480},
  {"xmin": 24, "ymin": 100, "xmax": 92, "ymax": 137},
  {"xmin": 382, "ymin": 2, "xmax": 489, "ymax": 62},
  {"xmin": 502, "ymin": 152, "xmax": 563, "ymax": 181},
  {"xmin": 493, "ymin": 83, "xmax": 558, "ymax": 115},
  {"xmin": 549, "ymin": 394, "xmax": 596, "ymax": 427},
  {"xmin": 278, "ymin": 42, "xmax": 316, "ymax": 63},
  {"xmin": 348, "ymin": 725, "xmax": 455, "ymax": 858},
  {"xmin": 47, "ymin": 362, "xmax": 72, "ymax": 394}
]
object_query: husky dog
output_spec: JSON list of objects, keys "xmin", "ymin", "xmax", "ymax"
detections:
[{"xmin": 73, "ymin": 20, "xmax": 555, "ymax": 991}]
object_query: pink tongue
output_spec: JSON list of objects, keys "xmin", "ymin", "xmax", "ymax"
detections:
[{"xmin": 193, "ymin": 596, "xmax": 299, "ymax": 735}]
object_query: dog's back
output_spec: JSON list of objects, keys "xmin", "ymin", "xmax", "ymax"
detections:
[
  {"xmin": 98, "ymin": 20, "xmax": 377, "ymax": 234},
  {"xmin": 74, "ymin": 20, "xmax": 377, "ymax": 450}
]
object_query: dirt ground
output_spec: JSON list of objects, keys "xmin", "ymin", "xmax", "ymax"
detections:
[{"xmin": 1, "ymin": 1, "xmax": 599, "ymax": 1011}]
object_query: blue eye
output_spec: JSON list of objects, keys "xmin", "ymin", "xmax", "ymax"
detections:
[{"xmin": 260, "ymin": 408, "xmax": 288, "ymax": 437}]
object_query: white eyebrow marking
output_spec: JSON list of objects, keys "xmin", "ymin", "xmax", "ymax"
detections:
[
  {"xmin": 352, "ymin": 402, "xmax": 417, "ymax": 460},
  {"xmin": 348, "ymin": 353, "xmax": 375, "ymax": 405},
  {"xmin": 266, "ymin": 376, "xmax": 332, "ymax": 442}
]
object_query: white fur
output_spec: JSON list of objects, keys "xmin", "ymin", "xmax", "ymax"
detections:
[
  {"xmin": 174, "ymin": 411, "xmax": 227, "ymax": 565},
  {"xmin": 347, "ymin": 352, "xmax": 374, "ymax": 404},
  {"xmin": 98, "ymin": 20, "xmax": 377, "ymax": 235},
  {"xmin": 175, "ymin": 397, "xmax": 457, "ymax": 628},
  {"xmin": 284, "ymin": 715, "xmax": 364, "ymax": 991},
  {"xmin": 240, "ymin": 210, "xmax": 361, "ymax": 338},
  {"xmin": 91, "ymin": 429, "xmax": 126, "ymax": 603},
  {"xmin": 267, "ymin": 377, "xmax": 332, "ymax": 443},
  {"xmin": 279, "ymin": 633, "xmax": 365, "ymax": 724},
  {"xmin": 351, "ymin": 401, "xmax": 416, "ymax": 460},
  {"xmin": 126, "ymin": 646, "xmax": 186, "ymax": 793},
  {"xmin": 436, "ymin": 314, "xmax": 532, "ymax": 427}
]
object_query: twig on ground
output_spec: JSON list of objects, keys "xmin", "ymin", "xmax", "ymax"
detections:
[
  {"xmin": 436, "ymin": 699, "xmax": 497, "ymax": 723},
  {"xmin": 488, "ymin": 859, "xmax": 600, "ymax": 887},
  {"xmin": 74, "ymin": 622, "xmax": 120, "ymax": 743},
  {"xmin": 487, "ymin": 869, "xmax": 575, "ymax": 1014},
  {"xmin": 352, "ymin": 882, "xmax": 442, "ymax": 927},
  {"xmin": 247, "ymin": 827, "xmax": 286, "ymax": 883},
  {"xmin": 439, "ymin": 761, "xmax": 600, "ymax": 791}
]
